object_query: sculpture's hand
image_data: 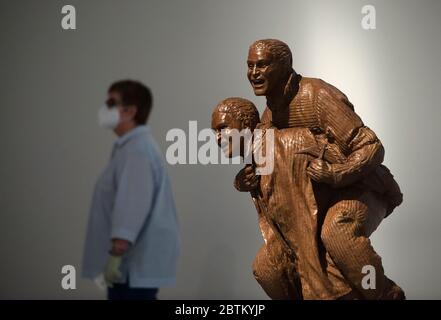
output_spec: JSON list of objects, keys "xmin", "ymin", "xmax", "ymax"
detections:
[
  {"xmin": 306, "ymin": 159, "xmax": 335, "ymax": 184},
  {"xmin": 234, "ymin": 164, "xmax": 260, "ymax": 192}
]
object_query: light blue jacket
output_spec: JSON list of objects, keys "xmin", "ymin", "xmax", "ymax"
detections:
[{"xmin": 82, "ymin": 125, "xmax": 180, "ymax": 287}]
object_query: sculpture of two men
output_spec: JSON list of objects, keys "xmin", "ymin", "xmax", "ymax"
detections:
[{"xmin": 211, "ymin": 39, "xmax": 405, "ymax": 300}]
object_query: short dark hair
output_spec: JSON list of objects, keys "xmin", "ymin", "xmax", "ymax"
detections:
[
  {"xmin": 250, "ymin": 39, "xmax": 293, "ymax": 71},
  {"xmin": 108, "ymin": 80, "xmax": 153, "ymax": 125}
]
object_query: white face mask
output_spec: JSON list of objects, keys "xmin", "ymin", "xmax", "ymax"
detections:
[{"xmin": 98, "ymin": 105, "xmax": 120, "ymax": 129}]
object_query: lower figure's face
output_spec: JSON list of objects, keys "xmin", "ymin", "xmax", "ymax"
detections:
[
  {"xmin": 247, "ymin": 47, "xmax": 286, "ymax": 96},
  {"xmin": 211, "ymin": 111, "xmax": 243, "ymax": 158}
]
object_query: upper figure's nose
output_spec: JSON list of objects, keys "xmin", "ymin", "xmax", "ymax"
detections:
[{"xmin": 251, "ymin": 65, "xmax": 261, "ymax": 79}]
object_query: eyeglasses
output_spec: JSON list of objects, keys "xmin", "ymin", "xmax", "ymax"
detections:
[{"xmin": 105, "ymin": 97, "xmax": 123, "ymax": 108}]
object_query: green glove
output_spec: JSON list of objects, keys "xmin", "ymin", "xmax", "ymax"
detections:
[{"xmin": 103, "ymin": 255, "xmax": 122, "ymax": 288}]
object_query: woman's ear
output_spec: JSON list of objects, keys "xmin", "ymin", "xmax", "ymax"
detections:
[{"xmin": 125, "ymin": 105, "xmax": 138, "ymax": 122}]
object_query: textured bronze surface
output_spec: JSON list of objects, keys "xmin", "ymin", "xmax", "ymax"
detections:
[{"xmin": 211, "ymin": 39, "xmax": 405, "ymax": 300}]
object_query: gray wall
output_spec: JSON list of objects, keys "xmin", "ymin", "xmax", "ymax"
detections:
[{"xmin": 0, "ymin": 0, "xmax": 440, "ymax": 299}]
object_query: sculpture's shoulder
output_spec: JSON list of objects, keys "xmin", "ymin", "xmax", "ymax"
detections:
[
  {"xmin": 282, "ymin": 77, "xmax": 327, "ymax": 129},
  {"xmin": 299, "ymin": 76, "xmax": 327, "ymax": 90},
  {"xmin": 298, "ymin": 76, "xmax": 354, "ymax": 111},
  {"xmin": 298, "ymin": 77, "xmax": 340, "ymax": 98}
]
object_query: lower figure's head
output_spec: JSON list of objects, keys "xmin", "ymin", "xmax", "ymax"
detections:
[{"xmin": 211, "ymin": 97, "xmax": 260, "ymax": 158}]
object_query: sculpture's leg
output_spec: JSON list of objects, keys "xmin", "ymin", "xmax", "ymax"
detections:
[
  {"xmin": 321, "ymin": 189, "xmax": 405, "ymax": 300},
  {"xmin": 252, "ymin": 242, "xmax": 300, "ymax": 299}
]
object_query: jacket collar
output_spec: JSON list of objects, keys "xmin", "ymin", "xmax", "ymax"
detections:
[
  {"xmin": 266, "ymin": 71, "xmax": 302, "ymax": 113},
  {"xmin": 115, "ymin": 125, "xmax": 149, "ymax": 148}
]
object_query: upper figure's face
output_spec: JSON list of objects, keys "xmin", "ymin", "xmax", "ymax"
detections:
[
  {"xmin": 247, "ymin": 46, "xmax": 288, "ymax": 97},
  {"xmin": 211, "ymin": 110, "xmax": 243, "ymax": 158}
]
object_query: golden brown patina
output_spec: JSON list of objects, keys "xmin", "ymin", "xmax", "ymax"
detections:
[{"xmin": 212, "ymin": 39, "xmax": 405, "ymax": 300}]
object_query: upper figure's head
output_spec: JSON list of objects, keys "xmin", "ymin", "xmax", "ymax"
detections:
[
  {"xmin": 247, "ymin": 39, "xmax": 293, "ymax": 96},
  {"xmin": 104, "ymin": 80, "xmax": 153, "ymax": 136},
  {"xmin": 211, "ymin": 97, "xmax": 259, "ymax": 158}
]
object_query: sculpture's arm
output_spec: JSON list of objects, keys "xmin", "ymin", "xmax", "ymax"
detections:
[
  {"xmin": 313, "ymin": 85, "xmax": 385, "ymax": 188},
  {"xmin": 330, "ymin": 126, "xmax": 384, "ymax": 187}
]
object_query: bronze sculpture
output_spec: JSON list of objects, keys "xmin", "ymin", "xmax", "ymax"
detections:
[{"xmin": 211, "ymin": 39, "xmax": 405, "ymax": 300}]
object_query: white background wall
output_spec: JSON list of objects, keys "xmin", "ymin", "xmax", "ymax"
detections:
[{"xmin": 0, "ymin": 0, "xmax": 440, "ymax": 299}]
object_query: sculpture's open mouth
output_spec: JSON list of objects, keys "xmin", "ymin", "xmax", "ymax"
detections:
[{"xmin": 251, "ymin": 78, "xmax": 265, "ymax": 87}]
